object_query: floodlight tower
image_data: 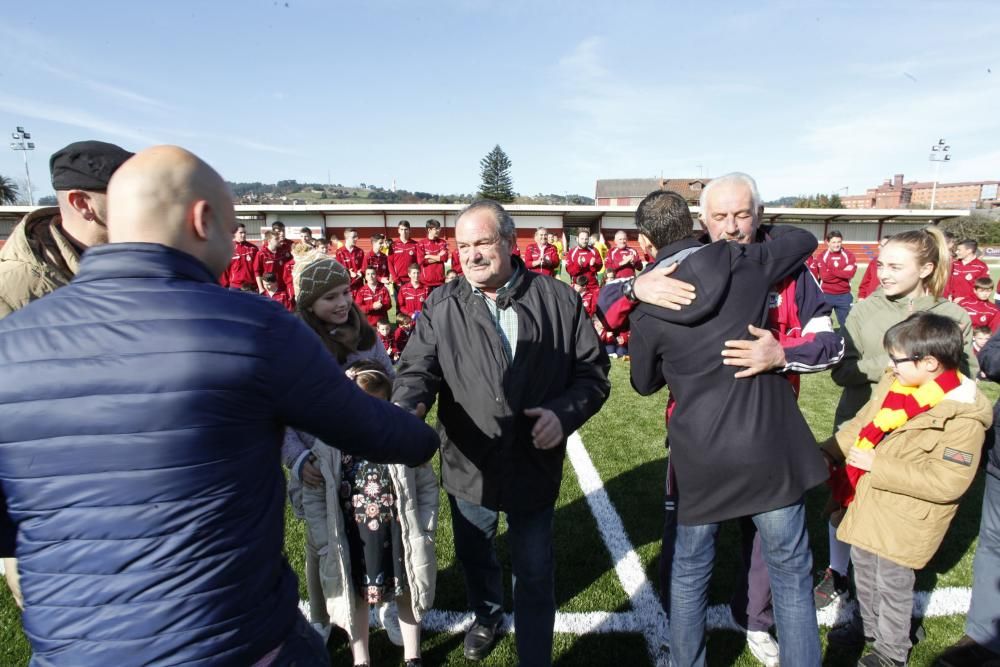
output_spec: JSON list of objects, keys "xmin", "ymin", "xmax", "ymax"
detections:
[
  {"xmin": 928, "ymin": 138, "xmax": 951, "ymax": 211},
  {"xmin": 9, "ymin": 126, "xmax": 36, "ymax": 206}
]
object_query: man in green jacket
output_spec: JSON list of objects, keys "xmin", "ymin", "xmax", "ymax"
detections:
[
  {"xmin": 0, "ymin": 139, "xmax": 132, "ymax": 607},
  {"xmin": 0, "ymin": 140, "xmax": 133, "ymax": 319}
]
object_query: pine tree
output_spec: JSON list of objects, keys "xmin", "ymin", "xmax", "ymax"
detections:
[
  {"xmin": 478, "ymin": 145, "xmax": 514, "ymax": 203},
  {"xmin": 0, "ymin": 175, "xmax": 19, "ymax": 205}
]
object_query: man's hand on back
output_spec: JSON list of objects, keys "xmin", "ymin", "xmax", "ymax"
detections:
[
  {"xmin": 633, "ymin": 263, "xmax": 696, "ymax": 311},
  {"xmin": 721, "ymin": 324, "xmax": 786, "ymax": 378}
]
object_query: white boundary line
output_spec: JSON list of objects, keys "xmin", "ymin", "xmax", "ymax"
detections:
[{"xmin": 300, "ymin": 429, "xmax": 974, "ymax": 665}]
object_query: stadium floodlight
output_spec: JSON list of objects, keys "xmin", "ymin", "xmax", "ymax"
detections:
[
  {"xmin": 9, "ymin": 126, "xmax": 35, "ymax": 206},
  {"xmin": 928, "ymin": 139, "xmax": 953, "ymax": 211}
]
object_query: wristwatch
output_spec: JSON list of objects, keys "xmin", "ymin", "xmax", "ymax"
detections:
[{"xmin": 622, "ymin": 276, "xmax": 639, "ymax": 304}]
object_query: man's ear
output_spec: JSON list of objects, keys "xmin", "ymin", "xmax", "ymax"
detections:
[
  {"xmin": 191, "ymin": 200, "xmax": 212, "ymax": 241},
  {"xmin": 66, "ymin": 190, "xmax": 97, "ymax": 222}
]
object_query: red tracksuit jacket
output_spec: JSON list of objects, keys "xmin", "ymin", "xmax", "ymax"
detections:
[
  {"xmin": 364, "ymin": 251, "xmax": 390, "ymax": 285},
  {"xmin": 451, "ymin": 248, "xmax": 463, "ymax": 275},
  {"xmin": 858, "ymin": 257, "xmax": 880, "ymax": 299},
  {"xmin": 816, "ymin": 249, "xmax": 857, "ymax": 295},
  {"xmin": 398, "ymin": 283, "xmax": 430, "ymax": 318},
  {"xmin": 355, "ymin": 283, "xmax": 392, "ymax": 327},
  {"xmin": 253, "ymin": 247, "xmax": 288, "ymax": 291},
  {"xmin": 221, "ymin": 241, "xmax": 258, "ymax": 289},
  {"xmin": 266, "ymin": 289, "xmax": 295, "ymax": 312},
  {"xmin": 388, "ymin": 239, "xmax": 420, "ymax": 286},
  {"xmin": 604, "ymin": 246, "xmax": 641, "ymax": 279},
  {"xmin": 566, "ymin": 246, "xmax": 603, "ymax": 286},
  {"xmin": 524, "ymin": 242, "xmax": 560, "ymax": 278},
  {"xmin": 958, "ymin": 297, "xmax": 1000, "ymax": 333},
  {"xmin": 945, "ymin": 258, "xmax": 990, "ymax": 302},
  {"xmin": 335, "ymin": 245, "xmax": 366, "ymax": 291},
  {"xmin": 393, "ymin": 325, "xmax": 412, "ymax": 357},
  {"xmin": 417, "ymin": 238, "xmax": 449, "ymax": 288}
]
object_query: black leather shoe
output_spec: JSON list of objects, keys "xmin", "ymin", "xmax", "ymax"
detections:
[{"xmin": 464, "ymin": 620, "xmax": 501, "ymax": 661}]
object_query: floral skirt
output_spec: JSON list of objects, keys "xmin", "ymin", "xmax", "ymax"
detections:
[{"xmin": 340, "ymin": 454, "xmax": 408, "ymax": 604}]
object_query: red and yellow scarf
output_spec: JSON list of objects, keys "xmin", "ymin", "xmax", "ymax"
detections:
[{"xmin": 829, "ymin": 369, "xmax": 962, "ymax": 506}]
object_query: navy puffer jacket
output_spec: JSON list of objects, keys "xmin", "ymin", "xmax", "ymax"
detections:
[{"xmin": 0, "ymin": 243, "xmax": 438, "ymax": 666}]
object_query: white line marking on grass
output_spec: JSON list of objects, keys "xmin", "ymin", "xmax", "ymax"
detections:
[
  {"xmin": 297, "ymin": 429, "xmax": 974, "ymax": 666},
  {"xmin": 566, "ymin": 431, "xmax": 671, "ymax": 666}
]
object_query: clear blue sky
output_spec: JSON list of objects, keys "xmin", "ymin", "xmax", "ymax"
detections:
[{"xmin": 1, "ymin": 0, "xmax": 997, "ymax": 201}]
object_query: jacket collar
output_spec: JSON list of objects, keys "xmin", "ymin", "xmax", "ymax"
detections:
[
  {"xmin": 653, "ymin": 237, "xmax": 703, "ymax": 264},
  {"xmin": 73, "ymin": 242, "xmax": 218, "ymax": 284}
]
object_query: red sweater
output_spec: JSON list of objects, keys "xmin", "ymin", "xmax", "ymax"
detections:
[
  {"xmin": 857, "ymin": 257, "xmax": 880, "ymax": 299},
  {"xmin": 566, "ymin": 246, "xmax": 603, "ymax": 286},
  {"xmin": 388, "ymin": 239, "xmax": 420, "ymax": 285},
  {"xmin": 398, "ymin": 283, "xmax": 430, "ymax": 317},
  {"xmin": 958, "ymin": 296, "xmax": 1000, "ymax": 333},
  {"xmin": 604, "ymin": 246, "xmax": 641, "ymax": 279},
  {"xmin": 524, "ymin": 242, "xmax": 560, "ymax": 277},
  {"xmin": 354, "ymin": 283, "xmax": 391, "ymax": 326},
  {"xmin": 335, "ymin": 245, "xmax": 366, "ymax": 291},
  {"xmin": 451, "ymin": 248, "xmax": 463, "ymax": 275},
  {"xmin": 221, "ymin": 241, "xmax": 258, "ymax": 289},
  {"xmin": 364, "ymin": 251, "xmax": 390, "ymax": 285},
  {"xmin": 377, "ymin": 331, "xmax": 396, "ymax": 360},
  {"xmin": 578, "ymin": 285, "xmax": 599, "ymax": 317},
  {"xmin": 393, "ymin": 325, "xmax": 412, "ymax": 357},
  {"xmin": 252, "ymin": 246, "xmax": 288, "ymax": 291},
  {"xmin": 945, "ymin": 258, "xmax": 990, "ymax": 302},
  {"xmin": 816, "ymin": 249, "xmax": 857, "ymax": 295},
  {"xmin": 266, "ymin": 289, "xmax": 295, "ymax": 312},
  {"xmin": 417, "ymin": 238, "xmax": 449, "ymax": 288}
]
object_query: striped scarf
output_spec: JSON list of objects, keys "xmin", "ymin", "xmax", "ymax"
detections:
[{"xmin": 830, "ymin": 369, "xmax": 962, "ymax": 507}]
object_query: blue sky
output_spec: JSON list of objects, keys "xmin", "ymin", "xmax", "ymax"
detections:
[{"xmin": 1, "ymin": 0, "xmax": 997, "ymax": 201}]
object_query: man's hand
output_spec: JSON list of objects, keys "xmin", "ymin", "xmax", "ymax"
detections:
[
  {"xmin": 721, "ymin": 324, "xmax": 786, "ymax": 378},
  {"xmin": 524, "ymin": 407, "xmax": 564, "ymax": 450},
  {"xmin": 632, "ymin": 263, "xmax": 696, "ymax": 310},
  {"xmin": 395, "ymin": 402, "xmax": 428, "ymax": 420},
  {"xmin": 847, "ymin": 446, "xmax": 875, "ymax": 472},
  {"xmin": 301, "ymin": 457, "xmax": 324, "ymax": 488}
]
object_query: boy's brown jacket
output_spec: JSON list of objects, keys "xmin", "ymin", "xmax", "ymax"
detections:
[{"xmin": 822, "ymin": 369, "xmax": 992, "ymax": 569}]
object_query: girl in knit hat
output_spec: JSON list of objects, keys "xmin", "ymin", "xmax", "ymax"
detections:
[{"xmin": 281, "ymin": 250, "xmax": 437, "ymax": 666}]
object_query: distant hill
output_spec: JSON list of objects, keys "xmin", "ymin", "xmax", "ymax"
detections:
[
  {"xmin": 226, "ymin": 180, "xmax": 593, "ymax": 206},
  {"xmin": 763, "ymin": 196, "xmax": 800, "ymax": 207}
]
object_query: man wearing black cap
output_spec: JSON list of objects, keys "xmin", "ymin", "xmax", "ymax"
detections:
[
  {"xmin": 0, "ymin": 139, "xmax": 132, "ymax": 608},
  {"xmin": 0, "ymin": 140, "xmax": 133, "ymax": 319}
]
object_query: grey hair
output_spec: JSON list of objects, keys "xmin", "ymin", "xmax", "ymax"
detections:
[
  {"xmin": 699, "ymin": 172, "xmax": 763, "ymax": 216},
  {"xmin": 458, "ymin": 199, "xmax": 516, "ymax": 243}
]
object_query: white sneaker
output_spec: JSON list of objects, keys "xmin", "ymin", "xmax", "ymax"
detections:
[
  {"xmin": 378, "ymin": 601, "xmax": 404, "ymax": 646},
  {"xmin": 746, "ymin": 629, "xmax": 780, "ymax": 667},
  {"xmin": 310, "ymin": 622, "xmax": 331, "ymax": 643}
]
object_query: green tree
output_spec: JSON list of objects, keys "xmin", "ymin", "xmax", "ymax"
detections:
[
  {"xmin": 478, "ymin": 145, "xmax": 514, "ymax": 202},
  {"xmin": 0, "ymin": 175, "xmax": 19, "ymax": 205}
]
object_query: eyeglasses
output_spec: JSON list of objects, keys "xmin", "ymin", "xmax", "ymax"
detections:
[{"xmin": 889, "ymin": 354, "xmax": 923, "ymax": 367}]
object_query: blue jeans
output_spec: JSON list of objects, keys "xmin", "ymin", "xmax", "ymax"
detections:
[
  {"xmin": 967, "ymin": 472, "xmax": 1000, "ymax": 652},
  {"xmin": 449, "ymin": 495, "xmax": 556, "ymax": 667},
  {"xmin": 669, "ymin": 500, "xmax": 820, "ymax": 667},
  {"xmin": 824, "ymin": 292, "xmax": 853, "ymax": 329}
]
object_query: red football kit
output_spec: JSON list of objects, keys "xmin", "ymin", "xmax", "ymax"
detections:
[
  {"xmin": 393, "ymin": 325, "xmax": 412, "ymax": 357},
  {"xmin": 398, "ymin": 283, "xmax": 430, "ymax": 318},
  {"xmin": 945, "ymin": 258, "xmax": 990, "ymax": 302},
  {"xmin": 417, "ymin": 238, "xmax": 449, "ymax": 288},
  {"xmin": 388, "ymin": 239, "xmax": 420, "ymax": 287},
  {"xmin": 265, "ymin": 289, "xmax": 294, "ymax": 312},
  {"xmin": 815, "ymin": 249, "xmax": 857, "ymax": 295},
  {"xmin": 335, "ymin": 245, "xmax": 366, "ymax": 291},
  {"xmin": 451, "ymin": 248, "xmax": 463, "ymax": 275},
  {"xmin": 221, "ymin": 241, "xmax": 258, "ymax": 289},
  {"xmin": 253, "ymin": 246, "xmax": 289, "ymax": 291},
  {"xmin": 958, "ymin": 297, "xmax": 1000, "ymax": 333},
  {"xmin": 354, "ymin": 283, "xmax": 392, "ymax": 327},
  {"xmin": 364, "ymin": 250, "xmax": 391, "ymax": 285},
  {"xmin": 857, "ymin": 257, "xmax": 880, "ymax": 299},
  {"xmin": 524, "ymin": 242, "xmax": 560, "ymax": 278},
  {"xmin": 376, "ymin": 331, "xmax": 396, "ymax": 361},
  {"xmin": 566, "ymin": 246, "xmax": 603, "ymax": 286},
  {"xmin": 604, "ymin": 245, "xmax": 641, "ymax": 279}
]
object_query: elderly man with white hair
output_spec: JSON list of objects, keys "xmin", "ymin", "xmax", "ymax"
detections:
[{"xmin": 599, "ymin": 172, "xmax": 843, "ymax": 666}]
